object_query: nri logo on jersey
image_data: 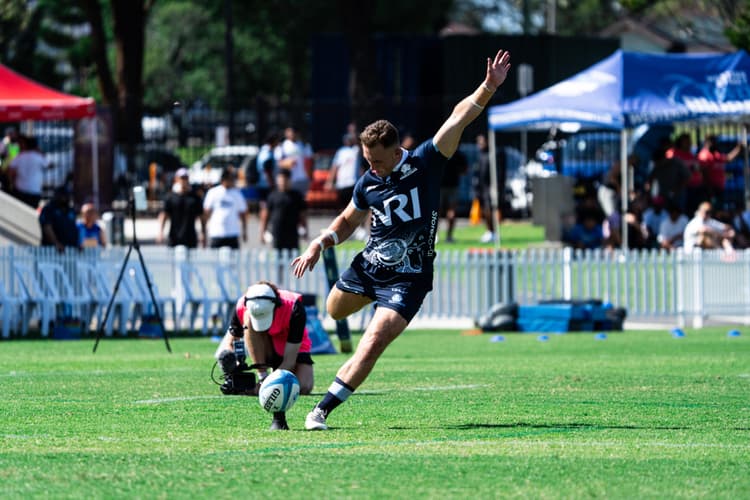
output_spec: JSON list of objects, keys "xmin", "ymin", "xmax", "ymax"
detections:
[{"xmin": 371, "ymin": 187, "xmax": 421, "ymax": 226}]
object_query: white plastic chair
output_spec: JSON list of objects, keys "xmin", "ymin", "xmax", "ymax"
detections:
[
  {"xmin": 126, "ymin": 265, "xmax": 177, "ymax": 333},
  {"xmin": 178, "ymin": 262, "xmax": 224, "ymax": 335},
  {"xmin": 76, "ymin": 262, "xmax": 131, "ymax": 336},
  {"xmin": 216, "ymin": 263, "xmax": 242, "ymax": 331},
  {"xmin": 36, "ymin": 262, "xmax": 95, "ymax": 334},
  {"xmin": 12, "ymin": 263, "xmax": 57, "ymax": 337},
  {"xmin": 0, "ymin": 278, "xmax": 28, "ymax": 338}
]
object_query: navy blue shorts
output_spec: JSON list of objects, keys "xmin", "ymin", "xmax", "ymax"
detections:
[{"xmin": 335, "ymin": 254, "xmax": 432, "ymax": 322}]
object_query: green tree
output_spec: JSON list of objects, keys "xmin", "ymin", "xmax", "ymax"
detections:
[{"xmin": 726, "ymin": 0, "xmax": 750, "ymax": 51}]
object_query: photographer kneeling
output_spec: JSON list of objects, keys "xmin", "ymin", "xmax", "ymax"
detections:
[{"xmin": 215, "ymin": 281, "xmax": 315, "ymax": 430}]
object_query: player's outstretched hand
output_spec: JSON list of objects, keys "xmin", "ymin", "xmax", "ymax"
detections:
[
  {"xmin": 291, "ymin": 243, "xmax": 322, "ymax": 278},
  {"xmin": 485, "ymin": 49, "xmax": 511, "ymax": 90}
]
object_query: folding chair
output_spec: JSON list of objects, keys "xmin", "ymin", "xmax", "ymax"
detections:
[
  {"xmin": 76, "ymin": 262, "xmax": 131, "ymax": 336},
  {"xmin": 126, "ymin": 264, "xmax": 177, "ymax": 333},
  {"xmin": 0, "ymin": 278, "xmax": 28, "ymax": 338},
  {"xmin": 216, "ymin": 263, "xmax": 243, "ymax": 331},
  {"xmin": 178, "ymin": 261, "xmax": 225, "ymax": 335},
  {"xmin": 13, "ymin": 263, "xmax": 57, "ymax": 337},
  {"xmin": 37, "ymin": 262, "xmax": 95, "ymax": 334}
]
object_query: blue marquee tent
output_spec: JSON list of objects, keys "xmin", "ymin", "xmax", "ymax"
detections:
[
  {"xmin": 488, "ymin": 49, "xmax": 750, "ymax": 131},
  {"xmin": 486, "ymin": 49, "xmax": 750, "ymax": 247}
]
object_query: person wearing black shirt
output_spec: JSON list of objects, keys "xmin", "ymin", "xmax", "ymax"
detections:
[
  {"xmin": 260, "ymin": 169, "xmax": 308, "ymax": 251},
  {"xmin": 440, "ymin": 149, "xmax": 468, "ymax": 242},
  {"xmin": 157, "ymin": 168, "xmax": 206, "ymax": 248},
  {"xmin": 39, "ymin": 187, "xmax": 78, "ymax": 252}
]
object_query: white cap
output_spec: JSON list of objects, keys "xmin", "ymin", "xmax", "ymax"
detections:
[{"xmin": 244, "ymin": 283, "xmax": 277, "ymax": 331}]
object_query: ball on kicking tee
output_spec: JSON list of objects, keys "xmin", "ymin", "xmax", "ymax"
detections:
[{"xmin": 258, "ymin": 369, "xmax": 300, "ymax": 413}]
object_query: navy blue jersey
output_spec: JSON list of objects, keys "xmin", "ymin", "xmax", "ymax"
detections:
[{"xmin": 352, "ymin": 139, "xmax": 447, "ymax": 275}]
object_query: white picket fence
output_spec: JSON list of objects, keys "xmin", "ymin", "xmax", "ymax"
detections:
[{"xmin": 0, "ymin": 245, "xmax": 748, "ymax": 337}]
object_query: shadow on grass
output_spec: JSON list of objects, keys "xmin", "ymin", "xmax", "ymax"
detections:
[{"xmin": 389, "ymin": 422, "xmax": 690, "ymax": 431}]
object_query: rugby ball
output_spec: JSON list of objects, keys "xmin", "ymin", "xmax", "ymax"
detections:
[{"xmin": 258, "ymin": 369, "xmax": 300, "ymax": 413}]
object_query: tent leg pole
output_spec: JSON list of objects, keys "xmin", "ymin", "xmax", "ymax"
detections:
[{"xmin": 620, "ymin": 129, "xmax": 629, "ymax": 251}]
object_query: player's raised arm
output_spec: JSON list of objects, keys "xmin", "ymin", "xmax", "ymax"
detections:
[{"xmin": 434, "ymin": 49, "xmax": 511, "ymax": 159}]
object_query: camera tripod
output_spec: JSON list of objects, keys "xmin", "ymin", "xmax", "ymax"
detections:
[{"xmin": 93, "ymin": 193, "xmax": 171, "ymax": 353}]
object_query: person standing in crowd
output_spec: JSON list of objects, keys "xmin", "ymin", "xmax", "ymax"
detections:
[
  {"xmin": 276, "ymin": 126, "xmax": 311, "ymax": 196},
  {"xmin": 255, "ymin": 131, "xmax": 280, "ymax": 202},
  {"xmin": 646, "ymin": 138, "xmax": 690, "ymax": 209},
  {"xmin": 9, "ymin": 135, "xmax": 47, "ymax": 209},
  {"xmin": 77, "ymin": 203, "xmax": 106, "ymax": 248},
  {"xmin": 666, "ymin": 133, "xmax": 702, "ymax": 214},
  {"xmin": 215, "ymin": 281, "xmax": 314, "ymax": 430},
  {"xmin": 157, "ymin": 168, "xmax": 206, "ymax": 248},
  {"xmin": 475, "ymin": 134, "xmax": 502, "ymax": 243},
  {"xmin": 39, "ymin": 187, "xmax": 78, "ymax": 252},
  {"xmin": 291, "ymin": 48, "xmax": 511, "ymax": 431},
  {"xmin": 203, "ymin": 168, "xmax": 248, "ymax": 249},
  {"xmin": 325, "ymin": 133, "xmax": 361, "ymax": 209},
  {"xmin": 698, "ymin": 135, "xmax": 743, "ymax": 207},
  {"xmin": 0, "ymin": 127, "xmax": 20, "ymax": 192},
  {"xmin": 440, "ymin": 148, "xmax": 468, "ymax": 243},
  {"xmin": 259, "ymin": 169, "xmax": 308, "ymax": 252}
]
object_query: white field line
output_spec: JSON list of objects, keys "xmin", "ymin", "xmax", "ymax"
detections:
[{"xmin": 2, "ymin": 433, "xmax": 747, "ymax": 452}]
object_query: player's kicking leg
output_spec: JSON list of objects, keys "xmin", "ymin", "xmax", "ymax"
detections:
[{"xmin": 305, "ymin": 306, "xmax": 407, "ymax": 430}]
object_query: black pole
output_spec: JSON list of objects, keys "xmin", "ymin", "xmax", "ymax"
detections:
[{"xmin": 225, "ymin": 0, "xmax": 234, "ymax": 145}]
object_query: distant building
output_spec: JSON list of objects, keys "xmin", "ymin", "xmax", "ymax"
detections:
[{"xmin": 600, "ymin": 8, "xmax": 734, "ymax": 53}]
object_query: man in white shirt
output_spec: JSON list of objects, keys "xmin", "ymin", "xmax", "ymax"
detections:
[
  {"xmin": 325, "ymin": 133, "xmax": 360, "ymax": 208},
  {"xmin": 276, "ymin": 126, "xmax": 311, "ymax": 196},
  {"xmin": 203, "ymin": 169, "xmax": 248, "ymax": 248},
  {"xmin": 683, "ymin": 201, "xmax": 734, "ymax": 253},
  {"xmin": 657, "ymin": 203, "xmax": 689, "ymax": 250},
  {"xmin": 9, "ymin": 135, "xmax": 47, "ymax": 209}
]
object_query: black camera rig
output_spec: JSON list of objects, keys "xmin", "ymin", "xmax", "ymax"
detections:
[{"xmin": 211, "ymin": 339, "xmax": 269, "ymax": 396}]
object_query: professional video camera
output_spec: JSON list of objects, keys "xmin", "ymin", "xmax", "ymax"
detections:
[{"xmin": 211, "ymin": 339, "xmax": 265, "ymax": 396}]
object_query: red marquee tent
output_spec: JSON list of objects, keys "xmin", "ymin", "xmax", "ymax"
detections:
[{"xmin": 0, "ymin": 63, "xmax": 95, "ymax": 121}]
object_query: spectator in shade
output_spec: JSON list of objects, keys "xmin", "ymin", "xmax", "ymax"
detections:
[
  {"xmin": 732, "ymin": 203, "xmax": 750, "ymax": 249},
  {"xmin": 683, "ymin": 201, "xmax": 735, "ymax": 253},
  {"xmin": 440, "ymin": 148, "xmax": 468, "ymax": 242},
  {"xmin": 698, "ymin": 135, "xmax": 743, "ymax": 208},
  {"xmin": 563, "ymin": 211, "xmax": 604, "ymax": 250},
  {"xmin": 77, "ymin": 203, "xmax": 106, "ymax": 248},
  {"xmin": 657, "ymin": 202, "xmax": 689, "ymax": 250},
  {"xmin": 642, "ymin": 196, "xmax": 668, "ymax": 247},
  {"xmin": 39, "ymin": 186, "xmax": 78, "ymax": 252},
  {"xmin": 666, "ymin": 133, "xmax": 703, "ymax": 214}
]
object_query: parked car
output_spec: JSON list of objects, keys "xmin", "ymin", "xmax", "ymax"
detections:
[{"xmin": 188, "ymin": 145, "xmax": 259, "ymax": 187}]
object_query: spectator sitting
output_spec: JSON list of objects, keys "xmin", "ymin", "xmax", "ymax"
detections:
[
  {"xmin": 604, "ymin": 209, "xmax": 649, "ymax": 250},
  {"xmin": 77, "ymin": 203, "xmax": 106, "ymax": 248},
  {"xmin": 732, "ymin": 204, "xmax": 750, "ymax": 249},
  {"xmin": 642, "ymin": 196, "xmax": 668, "ymax": 247},
  {"xmin": 563, "ymin": 212, "xmax": 604, "ymax": 249},
  {"xmin": 683, "ymin": 201, "xmax": 735, "ymax": 253},
  {"xmin": 657, "ymin": 202, "xmax": 689, "ymax": 250}
]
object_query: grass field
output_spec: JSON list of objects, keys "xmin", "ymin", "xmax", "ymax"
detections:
[{"xmin": 1, "ymin": 327, "xmax": 748, "ymax": 499}]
